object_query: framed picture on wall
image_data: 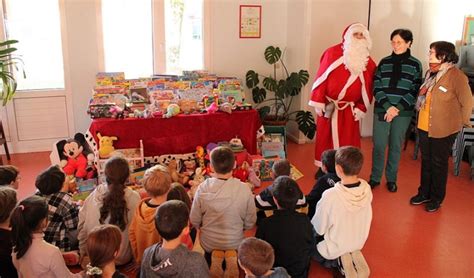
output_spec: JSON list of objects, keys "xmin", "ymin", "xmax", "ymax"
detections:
[
  {"xmin": 239, "ymin": 5, "xmax": 261, "ymax": 39},
  {"xmin": 462, "ymin": 16, "xmax": 474, "ymax": 45}
]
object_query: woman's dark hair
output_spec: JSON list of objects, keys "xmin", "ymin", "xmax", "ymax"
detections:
[
  {"xmin": 167, "ymin": 183, "xmax": 192, "ymax": 210},
  {"xmin": 10, "ymin": 195, "xmax": 48, "ymax": 259},
  {"xmin": 35, "ymin": 165, "xmax": 65, "ymax": 195},
  {"xmin": 390, "ymin": 29, "xmax": 413, "ymax": 45},
  {"xmin": 429, "ymin": 41, "xmax": 459, "ymax": 63},
  {"xmin": 99, "ymin": 156, "xmax": 130, "ymax": 231},
  {"xmin": 86, "ymin": 224, "xmax": 122, "ymax": 278}
]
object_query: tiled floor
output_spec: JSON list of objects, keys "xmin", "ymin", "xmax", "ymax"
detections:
[{"xmin": 5, "ymin": 137, "xmax": 474, "ymax": 277}]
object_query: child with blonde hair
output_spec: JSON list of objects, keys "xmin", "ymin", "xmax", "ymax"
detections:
[{"xmin": 129, "ymin": 164, "xmax": 171, "ymax": 264}]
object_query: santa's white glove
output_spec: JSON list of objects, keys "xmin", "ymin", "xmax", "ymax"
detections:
[{"xmin": 353, "ymin": 108, "xmax": 366, "ymax": 121}]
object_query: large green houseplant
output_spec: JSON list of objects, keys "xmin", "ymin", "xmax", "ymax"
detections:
[
  {"xmin": 246, "ymin": 46, "xmax": 316, "ymax": 139},
  {"xmin": 0, "ymin": 39, "xmax": 24, "ymax": 106}
]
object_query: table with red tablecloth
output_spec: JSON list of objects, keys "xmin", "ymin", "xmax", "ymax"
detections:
[{"xmin": 88, "ymin": 110, "xmax": 262, "ymax": 157}]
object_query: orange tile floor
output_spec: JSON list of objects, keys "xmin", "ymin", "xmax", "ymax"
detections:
[{"xmin": 6, "ymin": 138, "xmax": 474, "ymax": 277}]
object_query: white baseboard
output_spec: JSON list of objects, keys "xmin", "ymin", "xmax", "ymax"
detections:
[{"xmin": 286, "ymin": 130, "xmax": 311, "ymax": 144}]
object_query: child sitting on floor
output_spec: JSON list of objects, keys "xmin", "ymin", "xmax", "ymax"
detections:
[
  {"xmin": 190, "ymin": 146, "xmax": 256, "ymax": 277},
  {"xmin": 0, "ymin": 187, "xmax": 18, "ymax": 278},
  {"xmin": 238, "ymin": 237, "xmax": 290, "ymax": 278},
  {"xmin": 141, "ymin": 200, "xmax": 209, "ymax": 277},
  {"xmin": 78, "ymin": 156, "xmax": 140, "ymax": 268},
  {"xmin": 306, "ymin": 149, "xmax": 340, "ymax": 219},
  {"xmin": 86, "ymin": 224, "xmax": 127, "ymax": 278},
  {"xmin": 129, "ymin": 164, "xmax": 171, "ymax": 265},
  {"xmin": 35, "ymin": 165, "xmax": 80, "ymax": 263},
  {"xmin": 167, "ymin": 182, "xmax": 195, "ymax": 248},
  {"xmin": 10, "ymin": 195, "xmax": 82, "ymax": 277},
  {"xmin": 312, "ymin": 146, "xmax": 372, "ymax": 277},
  {"xmin": 0, "ymin": 165, "xmax": 20, "ymax": 189},
  {"xmin": 255, "ymin": 159, "xmax": 306, "ymax": 211},
  {"xmin": 256, "ymin": 176, "xmax": 316, "ymax": 278}
]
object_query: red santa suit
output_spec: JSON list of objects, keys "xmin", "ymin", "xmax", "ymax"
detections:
[{"xmin": 309, "ymin": 23, "xmax": 376, "ymax": 166}]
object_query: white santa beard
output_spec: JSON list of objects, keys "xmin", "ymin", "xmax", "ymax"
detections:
[{"xmin": 343, "ymin": 39, "xmax": 370, "ymax": 75}]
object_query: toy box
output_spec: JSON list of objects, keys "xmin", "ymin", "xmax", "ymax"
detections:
[
  {"xmin": 251, "ymin": 155, "xmax": 280, "ymax": 181},
  {"xmin": 72, "ymin": 178, "xmax": 97, "ymax": 201}
]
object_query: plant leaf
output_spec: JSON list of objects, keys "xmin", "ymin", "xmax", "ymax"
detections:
[
  {"xmin": 275, "ymin": 80, "xmax": 287, "ymax": 99},
  {"xmin": 258, "ymin": 106, "xmax": 271, "ymax": 121},
  {"xmin": 252, "ymin": 87, "xmax": 266, "ymax": 103},
  {"xmin": 296, "ymin": 110, "xmax": 316, "ymax": 139},
  {"xmin": 0, "ymin": 40, "xmax": 18, "ymax": 47},
  {"xmin": 245, "ymin": 70, "xmax": 259, "ymax": 88},
  {"xmin": 0, "ymin": 47, "xmax": 17, "ymax": 56},
  {"xmin": 264, "ymin": 46, "xmax": 281, "ymax": 64},
  {"xmin": 263, "ymin": 77, "xmax": 277, "ymax": 91},
  {"xmin": 298, "ymin": 70, "xmax": 309, "ymax": 86}
]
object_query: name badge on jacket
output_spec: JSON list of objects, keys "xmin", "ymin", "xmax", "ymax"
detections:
[{"xmin": 439, "ymin": 86, "xmax": 448, "ymax": 93}]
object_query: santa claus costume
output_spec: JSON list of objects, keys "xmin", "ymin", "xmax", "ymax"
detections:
[{"xmin": 309, "ymin": 23, "xmax": 376, "ymax": 166}]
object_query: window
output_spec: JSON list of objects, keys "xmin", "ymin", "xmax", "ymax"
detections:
[
  {"xmin": 164, "ymin": 0, "xmax": 203, "ymax": 74},
  {"xmin": 101, "ymin": 0, "xmax": 153, "ymax": 79},
  {"xmin": 2, "ymin": 0, "xmax": 65, "ymax": 90}
]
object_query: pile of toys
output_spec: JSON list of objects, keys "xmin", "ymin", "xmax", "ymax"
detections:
[{"xmin": 87, "ymin": 71, "xmax": 252, "ymax": 119}]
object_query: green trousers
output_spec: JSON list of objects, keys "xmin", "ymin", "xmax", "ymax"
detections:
[{"xmin": 370, "ymin": 114, "xmax": 412, "ymax": 183}]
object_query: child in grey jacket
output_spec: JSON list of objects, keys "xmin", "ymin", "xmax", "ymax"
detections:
[{"xmin": 141, "ymin": 200, "xmax": 209, "ymax": 278}]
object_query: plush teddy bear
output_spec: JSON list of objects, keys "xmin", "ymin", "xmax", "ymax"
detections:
[
  {"xmin": 188, "ymin": 167, "xmax": 206, "ymax": 199},
  {"xmin": 163, "ymin": 103, "xmax": 180, "ymax": 118},
  {"xmin": 168, "ymin": 159, "xmax": 189, "ymax": 185},
  {"xmin": 97, "ymin": 133, "xmax": 118, "ymax": 159}
]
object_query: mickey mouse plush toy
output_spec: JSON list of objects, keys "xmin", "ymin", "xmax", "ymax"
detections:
[{"xmin": 57, "ymin": 133, "xmax": 96, "ymax": 180}]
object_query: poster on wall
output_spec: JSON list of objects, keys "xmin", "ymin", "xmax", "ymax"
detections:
[
  {"xmin": 462, "ymin": 16, "xmax": 474, "ymax": 45},
  {"xmin": 239, "ymin": 5, "xmax": 261, "ymax": 39}
]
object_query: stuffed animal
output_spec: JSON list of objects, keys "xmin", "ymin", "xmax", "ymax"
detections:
[
  {"xmin": 168, "ymin": 159, "xmax": 189, "ymax": 185},
  {"xmin": 56, "ymin": 133, "xmax": 96, "ymax": 180},
  {"xmin": 182, "ymin": 159, "xmax": 197, "ymax": 177},
  {"xmin": 233, "ymin": 161, "xmax": 250, "ymax": 182},
  {"xmin": 206, "ymin": 102, "xmax": 218, "ymax": 113},
  {"xmin": 219, "ymin": 102, "xmax": 233, "ymax": 114},
  {"xmin": 97, "ymin": 133, "xmax": 118, "ymax": 159},
  {"xmin": 196, "ymin": 146, "xmax": 205, "ymax": 169},
  {"xmin": 188, "ymin": 167, "xmax": 205, "ymax": 199},
  {"xmin": 163, "ymin": 103, "xmax": 180, "ymax": 118}
]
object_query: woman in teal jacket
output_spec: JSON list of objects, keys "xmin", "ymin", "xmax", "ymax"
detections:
[{"xmin": 369, "ymin": 29, "xmax": 422, "ymax": 192}]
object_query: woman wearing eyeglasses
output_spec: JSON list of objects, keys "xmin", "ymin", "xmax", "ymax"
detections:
[
  {"xmin": 369, "ymin": 29, "xmax": 422, "ymax": 193},
  {"xmin": 410, "ymin": 41, "xmax": 472, "ymax": 212}
]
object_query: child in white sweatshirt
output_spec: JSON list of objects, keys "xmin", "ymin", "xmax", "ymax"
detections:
[{"xmin": 311, "ymin": 146, "xmax": 373, "ymax": 273}]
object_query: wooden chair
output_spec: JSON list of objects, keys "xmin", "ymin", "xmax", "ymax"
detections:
[{"xmin": 0, "ymin": 120, "xmax": 11, "ymax": 164}]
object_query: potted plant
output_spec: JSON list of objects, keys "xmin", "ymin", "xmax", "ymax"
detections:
[
  {"xmin": 0, "ymin": 39, "xmax": 24, "ymax": 106},
  {"xmin": 245, "ymin": 46, "xmax": 316, "ymax": 139}
]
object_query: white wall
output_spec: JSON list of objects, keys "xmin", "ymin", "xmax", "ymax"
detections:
[
  {"xmin": 3, "ymin": 0, "xmax": 473, "ymax": 153},
  {"xmin": 63, "ymin": 0, "xmax": 101, "ymax": 134},
  {"xmin": 208, "ymin": 0, "xmax": 288, "ymax": 82},
  {"xmin": 285, "ymin": 0, "xmax": 311, "ymax": 142}
]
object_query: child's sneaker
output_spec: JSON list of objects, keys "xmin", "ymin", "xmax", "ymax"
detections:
[
  {"xmin": 351, "ymin": 250, "xmax": 370, "ymax": 277},
  {"xmin": 338, "ymin": 253, "xmax": 357, "ymax": 278},
  {"xmin": 223, "ymin": 250, "xmax": 239, "ymax": 278},
  {"xmin": 210, "ymin": 250, "xmax": 225, "ymax": 278},
  {"xmin": 62, "ymin": 250, "xmax": 80, "ymax": 266}
]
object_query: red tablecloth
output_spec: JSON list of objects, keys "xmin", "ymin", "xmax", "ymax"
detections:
[{"xmin": 88, "ymin": 110, "xmax": 261, "ymax": 156}]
